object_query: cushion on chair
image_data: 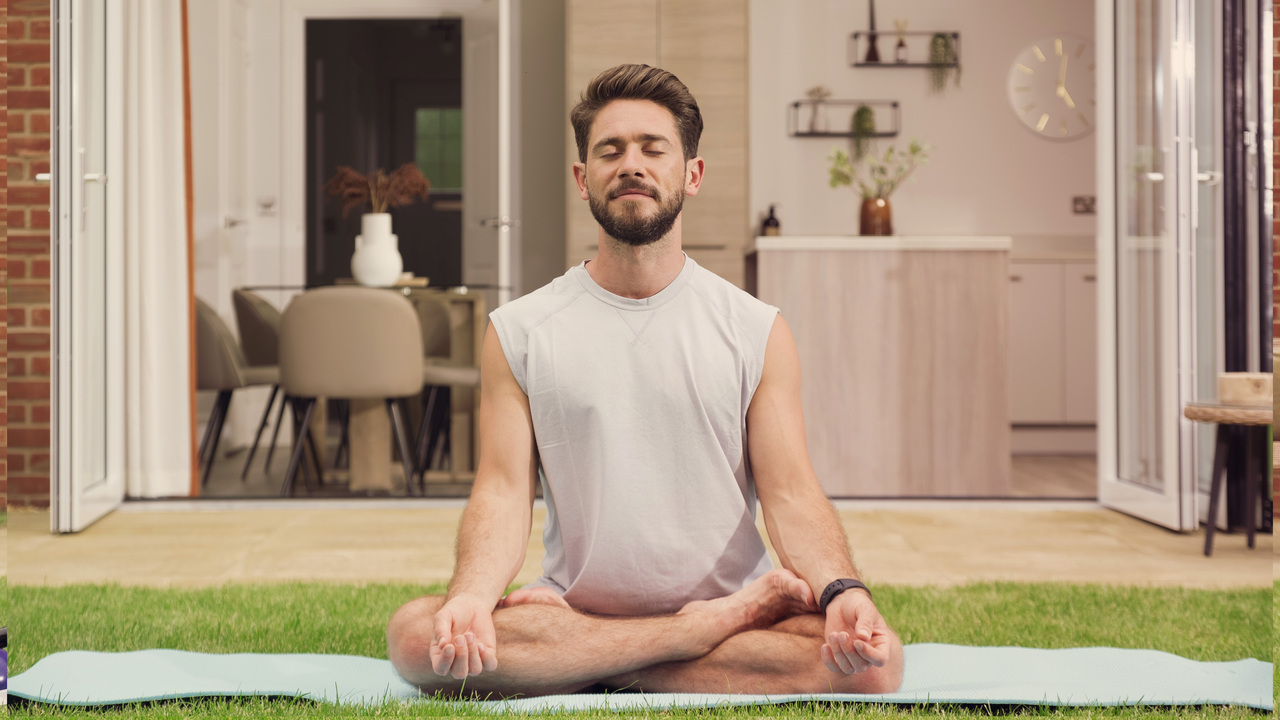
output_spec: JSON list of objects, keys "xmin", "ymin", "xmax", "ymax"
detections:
[
  {"xmin": 421, "ymin": 361, "xmax": 480, "ymax": 387},
  {"xmin": 240, "ymin": 366, "xmax": 280, "ymax": 388}
]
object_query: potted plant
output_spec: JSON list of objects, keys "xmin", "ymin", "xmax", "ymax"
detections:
[
  {"xmin": 324, "ymin": 163, "xmax": 431, "ymax": 287},
  {"xmin": 805, "ymin": 85, "xmax": 833, "ymax": 133},
  {"xmin": 928, "ymin": 33, "xmax": 960, "ymax": 93},
  {"xmin": 850, "ymin": 104, "xmax": 876, "ymax": 160},
  {"xmin": 828, "ymin": 139, "xmax": 930, "ymax": 236}
]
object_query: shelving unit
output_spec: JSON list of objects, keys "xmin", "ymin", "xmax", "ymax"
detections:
[
  {"xmin": 848, "ymin": 31, "xmax": 960, "ymax": 68},
  {"xmin": 788, "ymin": 99, "xmax": 899, "ymax": 139}
]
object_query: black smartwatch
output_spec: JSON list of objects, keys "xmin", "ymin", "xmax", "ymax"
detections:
[{"xmin": 819, "ymin": 579, "xmax": 871, "ymax": 612}]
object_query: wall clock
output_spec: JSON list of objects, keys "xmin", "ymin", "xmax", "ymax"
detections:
[{"xmin": 1006, "ymin": 35, "xmax": 1096, "ymax": 140}]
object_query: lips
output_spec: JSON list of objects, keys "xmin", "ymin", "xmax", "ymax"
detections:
[{"xmin": 612, "ymin": 187, "xmax": 654, "ymax": 199}]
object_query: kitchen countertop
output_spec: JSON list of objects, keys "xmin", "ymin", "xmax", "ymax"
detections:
[{"xmin": 748, "ymin": 235, "xmax": 1013, "ymax": 252}]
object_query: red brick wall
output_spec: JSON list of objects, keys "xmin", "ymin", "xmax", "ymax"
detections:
[
  {"xmin": 0, "ymin": 0, "xmax": 8, "ymax": 510},
  {"xmin": 1271, "ymin": 1, "xmax": 1278, "ymax": 518},
  {"xmin": 7, "ymin": 0, "xmax": 51, "ymax": 508}
]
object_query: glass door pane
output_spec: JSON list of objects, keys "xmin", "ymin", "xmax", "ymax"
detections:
[
  {"xmin": 75, "ymin": 0, "xmax": 109, "ymax": 490},
  {"xmin": 1192, "ymin": 0, "xmax": 1221, "ymax": 506},
  {"xmin": 1115, "ymin": 0, "xmax": 1170, "ymax": 491}
]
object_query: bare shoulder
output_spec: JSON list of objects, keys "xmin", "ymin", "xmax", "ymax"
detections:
[{"xmin": 759, "ymin": 313, "xmax": 801, "ymax": 390}]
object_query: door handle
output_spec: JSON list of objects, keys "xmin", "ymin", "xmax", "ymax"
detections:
[
  {"xmin": 35, "ymin": 173, "xmax": 52, "ymax": 183},
  {"xmin": 1196, "ymin": 171, "xmax": 1221, "ymax": 185},
  {"xmin": 83, "ymin": 173, "xmax": 107, "ymax": 183},
  {"xmin": 1140, "ymin": 172, "xmax": 1164, "ymax": 183},
  {"xmin": 479, "ymin": 216, "xmax": 518, "ymax": 229}
]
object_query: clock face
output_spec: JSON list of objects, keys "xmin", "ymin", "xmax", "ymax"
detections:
[{"xmin": 1007, "ymin": 35, "xmax": 1096, "ymax": 140}]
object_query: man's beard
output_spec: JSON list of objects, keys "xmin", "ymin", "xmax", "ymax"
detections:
[{"xmin": 588, "ymin": 180, "xmax": 683, "ymax": 247}]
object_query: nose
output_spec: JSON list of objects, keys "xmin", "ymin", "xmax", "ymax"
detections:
[{"xmin": 618, "ymin": 145, "xmax": 647, "ymax": 178}]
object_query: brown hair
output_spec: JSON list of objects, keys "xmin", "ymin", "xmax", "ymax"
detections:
[{"xmin": 570, "ymin": 64, "xmax": 703, "ymax": 163}]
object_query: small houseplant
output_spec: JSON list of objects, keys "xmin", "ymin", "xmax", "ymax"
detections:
[
  {"xmin": 850, "ymin": 105, "xmax": 877, "ymax": 160},
  {"xmin": 324, "ymin": 163, "xmax": 431, "ymax": 286},
  {"xmin": 927, "ymin": 33, "xmax": 960, "ymax": 93},
  {"xmin": 805, "ymin": 85, "xmax": 833, "ymax": 133},
  {"xmin": 828, "ymin": 139, "xmax": 929, "ymax": 236}
]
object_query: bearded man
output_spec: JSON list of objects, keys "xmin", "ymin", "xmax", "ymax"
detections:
[{"xmin": 386, "ymin": 63, "xmax": 904, "ymax": 697}]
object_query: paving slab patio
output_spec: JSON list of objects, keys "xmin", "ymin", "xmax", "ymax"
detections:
[{"xmin": 7, "ymin": 500, "xmax": 1270, "ymax": 588}]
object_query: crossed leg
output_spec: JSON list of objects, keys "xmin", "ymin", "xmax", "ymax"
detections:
[{"xmin": 386, "ymin": 570, "xmax": 903, "ymax": 698}]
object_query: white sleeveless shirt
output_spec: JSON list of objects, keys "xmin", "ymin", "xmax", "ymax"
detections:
[{"xmin": 489, "ymin": 255, "xmax": 779, "ymax": 616}]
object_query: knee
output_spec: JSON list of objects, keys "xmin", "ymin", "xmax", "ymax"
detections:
[{"xmin": 386, "ymin": 596, "xmax": 445, "ymax": 685}]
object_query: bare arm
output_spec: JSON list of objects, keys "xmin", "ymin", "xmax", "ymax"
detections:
[
  {"xmin": 749, "ymin": 315, "xmax": 903, "ymax": 685},
  {"xmin": 448, "ymin": 321, "xmax": 539, "ymax": 603},
  {"xmin": 748, "ymin": 315, "xmax": 857, "ymax": 594},
  {"xmin": 430, "ymin": 321, "xmax": 539, "ymax": 679}
]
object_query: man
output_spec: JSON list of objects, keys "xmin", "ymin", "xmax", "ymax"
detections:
[{"xmin": 387, "ymin": 64, "xmax": 904, "ymax": 697}]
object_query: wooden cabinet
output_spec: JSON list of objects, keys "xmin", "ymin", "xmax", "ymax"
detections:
[
  {"xmin": 565, "ymin": 0, "xmax": 748, "ymax": 286},
  {"xmin": 751, "ymin": 237, "xmax": 1012, "ymax": 497},
  {"xmin": 1008, "ymin": 260, "xmax": 1097, "ymax": 425}
]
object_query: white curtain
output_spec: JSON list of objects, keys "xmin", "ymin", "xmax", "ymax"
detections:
[{"xmin": 122, "ymin": 0, "xmax": 192, "ymax": 497}]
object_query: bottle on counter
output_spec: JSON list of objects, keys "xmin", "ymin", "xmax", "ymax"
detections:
[{"xmin": 762, "ymin": 205, "xmax": 781, "ymax": 236}]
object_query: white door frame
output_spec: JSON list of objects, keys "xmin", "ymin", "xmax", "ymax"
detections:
[
  {"xmin": 51, "ymin": 0, "xmax": 127, "ymax": 532},
  {"xmin": 278, "ymin": 0, "xmax": 515, "ymax": 304},
  {"xmin": 1095, "ymin": 0, "xmax": 1198, "ymax": 531}
]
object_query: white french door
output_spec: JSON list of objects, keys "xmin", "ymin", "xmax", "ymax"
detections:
[
  {"xmin": 51, "ymin": 0, "xmax": 127, "ymax": 531},
  {"xmin": 1097, "ymin": 0, "xmax": 1198, "ymax": 530}
]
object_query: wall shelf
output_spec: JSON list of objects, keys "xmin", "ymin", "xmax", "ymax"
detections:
[
  {"xmin": 788, "ymin": 99, "xmax": 900, "ymax": 139},
  {"xmin": 848, "ymin": 31, "xmax": 960, "ymax": 68}
]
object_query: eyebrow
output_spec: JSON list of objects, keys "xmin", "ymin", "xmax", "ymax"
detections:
[{"xmin": 591, "ymin": 133, "xmax": 673, "ymax": 155}]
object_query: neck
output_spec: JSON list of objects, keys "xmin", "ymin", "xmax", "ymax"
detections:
[{"xmin": 585, "ymin": 216, "xmax": 686, "ymax": 299}]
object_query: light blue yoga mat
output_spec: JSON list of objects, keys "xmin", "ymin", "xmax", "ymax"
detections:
[{"xmin": 9, "ymin": 644, "xmax": 1272, "ymax": 711}]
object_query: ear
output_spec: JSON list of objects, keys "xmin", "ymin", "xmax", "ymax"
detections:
[
  {"xmin": 572, "ymin": 161, "xmax": 590, "ymax": 201},
  {"xmin": 684, "ymin": 156, "xmax": 705, "ymax": 197}
]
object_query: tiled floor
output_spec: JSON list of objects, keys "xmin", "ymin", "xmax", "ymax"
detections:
[{"xmin": 7, "ymin": 499, "xmax": 1270, "ymax": 589}]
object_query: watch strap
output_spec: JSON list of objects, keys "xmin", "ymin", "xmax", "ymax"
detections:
[{"xmin": 819, "ymin": 578, "xmax": 871, "ymax": 612}]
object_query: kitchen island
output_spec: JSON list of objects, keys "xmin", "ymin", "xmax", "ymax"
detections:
[{"xmin": 746, "ymin": 236, "xmax": 1012, "ymax": 497}]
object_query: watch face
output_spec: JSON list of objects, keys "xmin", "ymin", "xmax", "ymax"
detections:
[{"xmin": 1007, "ymin": 35, "xmax": 1096, "ymax": 141}]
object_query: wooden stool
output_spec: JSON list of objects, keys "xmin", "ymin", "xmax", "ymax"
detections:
[{"xmin": 1183, "ymin": 403, "xmax": 1272, "ymax": 556}]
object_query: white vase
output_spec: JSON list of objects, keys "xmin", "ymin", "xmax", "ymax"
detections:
[{"xmin": 350, "ymin": 213, "xmax": 403, "ymax": 287}]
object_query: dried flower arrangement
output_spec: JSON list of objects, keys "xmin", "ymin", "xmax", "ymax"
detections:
[{"xmin": 323, "ymin": 163, "xmax": 431, "ymax": 217}]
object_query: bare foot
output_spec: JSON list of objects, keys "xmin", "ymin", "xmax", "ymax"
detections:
[
  {"xmin": 498, "ymin": 586, "xmax": 572, "ymax": 610},
  {"xmin": 679, "ymin": 569, "xmax": 817, "ymax": 637}
]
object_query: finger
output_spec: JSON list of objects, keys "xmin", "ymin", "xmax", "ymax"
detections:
[
  {"xmin": 466, "ymin": 633, "xmax": 483, "ymax": 676},
  {"xmin": 854, "ymin": 636, "xmax": 889, "ymax": 668},
  {"xmin": 479, "ymin": 642, "xmax": 499, "ymax": 672},
  {"xmin": 450, "ymin": 634, "xmax": 470, "ymax": 680},
  {"xmin": 854, "ymin": 612, "xmax": 874, "ymax": 643},
  {"xmin": 431, "ymin": 641, "xmax": 455, "ymax": 677},
  {"xmin": 826, "ymin": 633, "xmax": 855, "ymax": 674},
  {"xmin": 838, "ymin": 631, "xmax": 871, "ymax": 674},
  {"xmin": 820, "ymin": 643, "xmax": 841, "ymax": 673},
  {"xmin": 432, "ymin": 614, "xmax": 454, "ymax": 646}
]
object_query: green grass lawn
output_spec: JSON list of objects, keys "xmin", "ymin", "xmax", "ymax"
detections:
[{"xmin": 6, "ymin": 581, "xmax": 1272, "ymax": 718}]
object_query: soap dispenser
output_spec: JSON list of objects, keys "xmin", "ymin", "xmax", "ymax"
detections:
[{"xmin": 761, "ymin": 204, "xmax": 781, "ymax": 236}]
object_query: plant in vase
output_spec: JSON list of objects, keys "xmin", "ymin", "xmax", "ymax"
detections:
[
  {"xmin": 805, "ymin": 85, "xmax": 833, "ymax": 134},
  {"xmin": 927, "ymin": 33, "xmax": 960, "ymax": 93},
  {"xmin": 324, "ymin": 163, "xmax": 431, "ymax": 287},
  {"xmin": 828, "ymin": 139, "xmax": 929, "ymax": 236}
]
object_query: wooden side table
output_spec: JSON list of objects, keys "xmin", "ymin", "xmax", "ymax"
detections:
[{"xmin": 1183, "ymin": 402, "xmax": 1272, "ymax": 556}]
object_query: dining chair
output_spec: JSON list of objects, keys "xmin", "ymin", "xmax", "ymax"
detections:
[
  {"xmin": 231, "ymin": 288, "xmax": 311, "ymax": 481},
  {"xmin": 195, "ymin": 298, "xmax": 287, "ymax": 488},
  {"xmin": 278, "ymin": 287, "xmax": 423, "ymax": 496}
]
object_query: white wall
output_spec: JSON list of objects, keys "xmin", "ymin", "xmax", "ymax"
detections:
[{"xmin": 749, "ymin": 0, "xmax": 1095, "ymax": 237}]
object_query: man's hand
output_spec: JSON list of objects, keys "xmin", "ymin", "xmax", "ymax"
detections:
[
  {"xmin": 820, "ymin": 589, "xmax": 894, "ymax": 674},
  {"xmin": 430, "ymin": 594, "xmax": 500, "ymax": 680}
]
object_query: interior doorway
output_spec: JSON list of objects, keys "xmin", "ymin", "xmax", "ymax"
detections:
[{"xmin": 305, "ymin": 18, "xmax": 464, "ymax": 288}]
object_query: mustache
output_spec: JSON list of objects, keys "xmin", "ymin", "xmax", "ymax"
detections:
[{"xmin": 609, "ymin": 181, "xmax": 656, "ymax": 199}]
